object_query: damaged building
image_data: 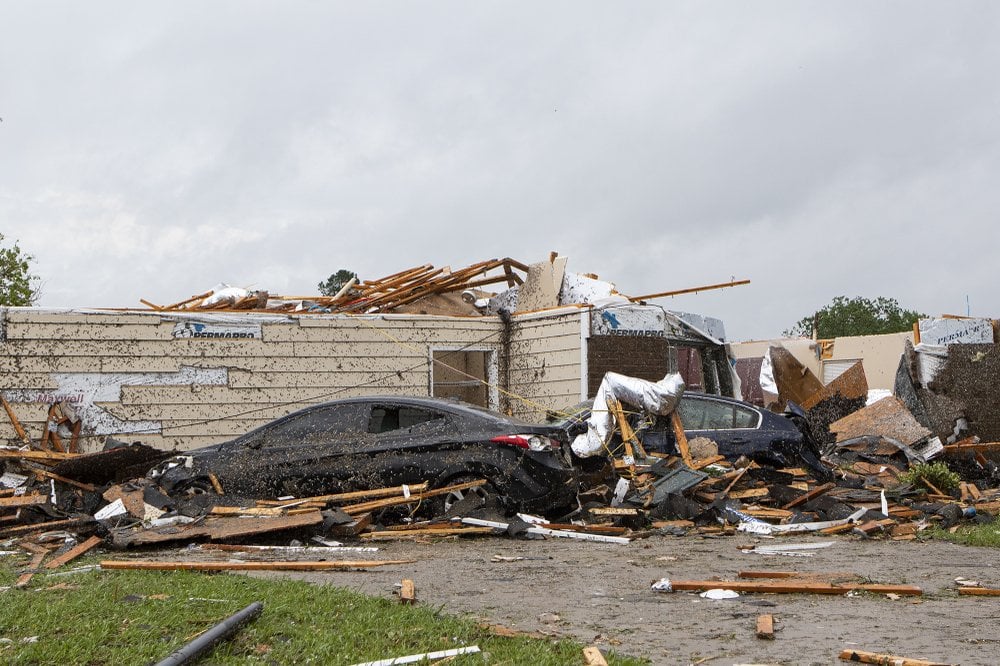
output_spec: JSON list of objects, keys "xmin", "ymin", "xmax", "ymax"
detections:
[{"xmin": 0, "ymin": 255, "xmax": 740, "ymax": 453}]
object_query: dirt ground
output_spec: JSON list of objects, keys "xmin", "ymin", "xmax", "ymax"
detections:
[{"xmin": 251, "ymin": 533, "xmax": 1000, "ymax": 666}]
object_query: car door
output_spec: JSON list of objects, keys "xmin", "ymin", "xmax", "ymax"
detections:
[
  {"xmin": 677, "ymin": 396, "xmax": 766, "ymax": 458},
  {"xmin": 360, "ymin": 403, "xmax": 455, "ymax": 485},
  {"xmin": 239, "ymin": 402, "xmax": 369, "ymax": 490}
]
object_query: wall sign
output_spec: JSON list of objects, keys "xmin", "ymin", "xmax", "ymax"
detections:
[{"xmin": 172, "ymin": 322, "xmax": 262, "ymax": 339}]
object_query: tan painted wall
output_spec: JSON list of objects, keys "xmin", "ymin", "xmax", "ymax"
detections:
[
  {"xmin": 0, "ymin": 309, "xmax": 491, "ymax": 451},
  {"xmin": 507, "ymin": 309, "xmax": 585, "ymax": 422},
  {"xmin": 0, "ymin": 307, "xmax": 585, "ymax": 452},
  {"xmin": 825, "ymin": 331, "xmax": 912, "ymax": 390}
]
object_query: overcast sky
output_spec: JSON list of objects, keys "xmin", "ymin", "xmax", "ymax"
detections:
[{"xmin": 2, "ymin": 2, "xmax": 997, "ymax": 341}]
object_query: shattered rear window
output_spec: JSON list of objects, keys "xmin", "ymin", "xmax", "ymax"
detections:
[{"xmin": 368, "ymin": 406, "xmax": 443, "ymax": 433}]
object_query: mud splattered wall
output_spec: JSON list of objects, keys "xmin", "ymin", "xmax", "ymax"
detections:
[
  {"xmin": 0, "ymin": 308, "xmax": 585, "ymax": 452},
  {"xmin": 0, "ymin": 309, "xmax": 500, "ymax": 452},
  {"xmin": 506, "ymin": 309, "xmax": 586, "ymax": 421}
]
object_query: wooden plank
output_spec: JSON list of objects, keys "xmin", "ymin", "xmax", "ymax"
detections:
[
  {"xmin": 692, "ymin": 454, "xmax": 725, "ymax": 470},
  {"xmin": 208, "ymin": 472, "xmax": 224, "ymax": 495},
  {"xmin": 0, "ymin": 493, "xmax": 48, "ymax": 509},
  {"xmin": 671, "ymin": 411, "xmax": 694, "ymax": 467},
  {"xmin": 100, "ymin": 559, "xmax": 415, "ymax": 571},
  {"xmin": 31, "ymin": 467, "xmax": 98, "ymax": 493},
  {"xmin": 15, "ymin": 549, "xmax": 49, "ymax": 588},
  {"xmin": 114, "ymin": 511, "xmax": 325, "ymax": 547},
  {"xmin": 362, "ymin": 527, "xmax": 494, "ymax": 540},
  {"xmin": 0, "ymin": 395, "xmax": 31, "ymax": 445},
  {"xmin": 399, "ymin": 579, "xmax": 416, "ymax": 605},
  {"xmin": 0, "ymin": 449, "xmax": 78, "ymax": 462},
  {"xmin": 943, "ymin": 441, "xmax": 1000, "ymax": 455},
  {"xmin": 958, "ymin": 587, "xmax": 1000, "ymax": 596},
  {"xmin": 756, "ymin": 614, "xmax": 774, "ymax": 640},
  {"xmin": 664, "ymin": 579, "xmax": 921, "ymax": 596},
  {"xmin": 45, "ymin": 535, "xmax": 103, "ymax": 569},
  {"xmin": 782, "ymin": 482, "xmax": 836, "ymax": 510},
  {"xmin": 729, "ymin": 488, "xmax": 770, "ymax": 500},
  {"xmin": 342, "ymin": 479, "xmax": 486, "ymax": 515},
  {"xmin": 583, "ymin": 646, "xmax": 609, "ymax": 666},
  {"xmin": 0, "ymin": 517, "xmax": 94, "ymax": 539},
  {"xmin": 256, "ymin": 483, "xmax": 431, "ymax": 506},
  {"xmin": 837, "ymin": 649, "xmax": 954, "ymax": 666},
  {"xmin": 210, "ymin": 507, "xmax": 285, "ymax": 517}
]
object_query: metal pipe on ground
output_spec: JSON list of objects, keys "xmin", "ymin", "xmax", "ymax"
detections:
[{"xmin": 153, "ymin": 601, "xmax": 264, "ymax": 666}]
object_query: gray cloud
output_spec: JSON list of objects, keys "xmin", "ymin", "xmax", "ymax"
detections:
[{"xmin": 2, "ymin": 2, "xmax": 998, "ymax": 339}]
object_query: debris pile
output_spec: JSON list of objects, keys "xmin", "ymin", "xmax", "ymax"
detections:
[{"xmin": 2, "ymin": 321, "xmax": 1000, "ymax": 579}]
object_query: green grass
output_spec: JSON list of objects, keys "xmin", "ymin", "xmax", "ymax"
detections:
[
  {"xmin": 0, "ymin": 556, "xmax": 648, "ymax": 665},
  {"xmin": 921, "ymin": 515, "xmax": 1000, "ymax": 548}
]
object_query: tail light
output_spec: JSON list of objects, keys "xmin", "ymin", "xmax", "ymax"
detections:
[{"xmin": 491, "ymin": 434, "xmax": 558, "ymax": 452}]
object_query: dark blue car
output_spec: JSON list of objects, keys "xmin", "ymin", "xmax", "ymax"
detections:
[{"xmin": 551, "ymin": 392, "xmax": 829, "ymax": 477}]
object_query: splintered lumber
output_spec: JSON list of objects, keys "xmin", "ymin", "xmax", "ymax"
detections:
[
  {"xmin": 30, "ymin": 467, "xmax": 98, "ymax": 493},
  {"xmin": 729, "ymin": 488, "xmax": 770, "ymax": 500},
  {"xmin": 15, "ymin": 549, "xmax": 49, "ymax": 588},
  {"xmin": 208, "ymin": 472, "xmax": 224, "ymax": 494},
  {"xmin": 583, "ymin": 646, "xmax": 609, "ymax": 666},
  {"xmin": 662, "ymin": 579, "xmax": 921, "ymax": 596},
  {"xmin": 100, "ymin": 559, "xmax": 416, "ymax": 572},
  {"xmin": 210, "ymin": 506, "xmax": 285, "ymax": 517},
  {"xmin": 257, "ymin": 483, "xmax": 431, "ymax": 507},
  {"xmin": 362, "ymin": 527, "xmax": 494, "ymax": 540},
  {"xmin": 692, "ymin": 454, "xmax": 726, "ymax": 470},
  {"xmin": 756, "ymin": 614, "xmax": 775, "ymax": 640},
  {"xmin": 342, "ymin": 479, "xmax": 485, "ymax": 515},
  {"xmin": 628, "ymin": 279, "xmax": 751, "ymax": 302},
  {"xmin": 200, "ymin": 544, "xmax": 379, "ymax": 554},
  {"xmin": 399, "ymin": 579, "xmax": 416, "ymax": 605},
  {"xmin": 943, "ymin": 441, "xmax": 1000, "ymax": 455},
  {"xmin": 0, "ymin": 449, "xmax": 78, "ymax": 463},
  {"xmin": 838, "ymin": 649, "xmax": 954, "ymax": 666},
  {"xmin": 0, "ymin": 493, "xmax": 48, "ymax": 509},
  {"xmin": 782, "ymin": 482, "xmax": 837, "ymax": 510},
  {"xmin": 0, "ymin": 396, "xmax": 31, "ymax": 446},
  {"xmin": 671, "ymin": 412, "xmax": 694, "ymax": 467},
  {"xmin": 45, "ymin": 535, "xmax": 103, "ymax": 569},
  {"xmin": 958, "ymin": 587, "xmax": 1000, "ymax": 596},
  {"xmin": 0, "ymin": 517, "xmax": 94, "ymax": 539}
]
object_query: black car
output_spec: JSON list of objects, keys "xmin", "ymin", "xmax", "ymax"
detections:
[
  {"xmin": 551, "ymin": 392, "xmax": 829, "ymax": 477},
  {"xmin": 153, "ymin": 395, "xmax": 579, "ymax": 515}
]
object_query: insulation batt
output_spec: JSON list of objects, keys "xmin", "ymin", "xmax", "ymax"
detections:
[{"xmin": 571, "ymin": 372, "xmax": 685, "ymax": 457}]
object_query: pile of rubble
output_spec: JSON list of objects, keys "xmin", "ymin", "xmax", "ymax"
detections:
[
  {"xmin": 139, "ymin": 253, "xmax": 750, "ymax": 318},
  {"xmin": 2, "ymin": 331, "xmax": 999, "ymax": 580}
]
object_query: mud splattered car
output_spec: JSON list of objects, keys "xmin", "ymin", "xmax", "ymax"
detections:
[{"xmin": 153, "ymin": 395, "xmax": 579, "ymax": 515}]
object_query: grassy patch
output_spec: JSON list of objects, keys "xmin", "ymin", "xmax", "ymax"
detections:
[
  {"xmin": 0, "ymin": 556, "xmax": 647, "ymax": 665},
  {"xmin": 921, "ymin": 515, "xmax": 1000, "ymax": 548}
]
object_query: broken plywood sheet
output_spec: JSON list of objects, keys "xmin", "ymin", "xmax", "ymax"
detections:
[
  {"xmin": 111, "ymin": 510, "xmax": 324, "ymax": 548},
  {"xmin": 516, "ymin": 256, "xmax": 568, "ymax": 312},
  {"xmin": 802, "ymin": 361, "xmax": 868, "ymax": 411},
  {"xmin": 769, "ymin": 345, "xmax": 823, "ymax": 408},
  {"xmin": 829, "ymin": 396, "xmax": 931, "ymax": 446}
]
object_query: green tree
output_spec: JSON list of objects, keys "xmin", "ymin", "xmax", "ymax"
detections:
[
  {"xmin": 784, "ymin": 296, "xmax": 924, "ymax": 339},
  {"xmin": 0, "ymin": 233, "xmax": 40, "ymax": 306},
  {"xmin": 318, "ymin": 269, "xmax": 359, "ymax": 297}
]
